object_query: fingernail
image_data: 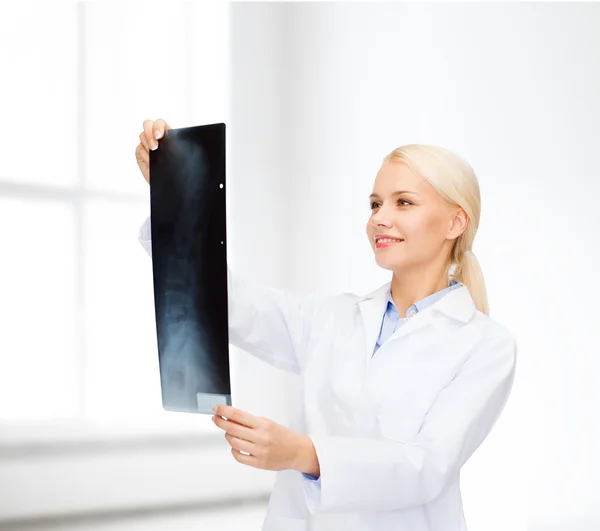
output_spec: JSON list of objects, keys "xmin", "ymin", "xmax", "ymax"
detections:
[
  {"xmin": 155, "ymin": 130, "xmax": 162, "ymax": 139},
  {"xmin": 151, "ymin": 141, "xmax": 158, "ymax": 151},
  {"xmin": 212, "ymin": 406, "xmax": 217, "ymax": 412}
]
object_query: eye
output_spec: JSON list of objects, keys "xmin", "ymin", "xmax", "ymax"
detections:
[{"xmin": 370, "ymin": 199, "xmax": 412, "ymax": 210}]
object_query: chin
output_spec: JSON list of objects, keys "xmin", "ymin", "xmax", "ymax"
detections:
[{"xmin": 374, "ymin": 256, "xmax": 404, "ymax": 271}]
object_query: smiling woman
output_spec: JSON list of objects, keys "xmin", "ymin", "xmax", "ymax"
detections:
[
  {"xmin": 137, "ymin": 127, "xmax": 516, "ymax": 531},
  {"xmin": 366, "ymin": 144, "xmax": 487, "ymax": 319}
]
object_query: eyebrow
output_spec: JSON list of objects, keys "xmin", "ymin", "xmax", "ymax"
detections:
[{"xmin": 369, "ymin": 191, "xmax": 419, "ymax": 200}]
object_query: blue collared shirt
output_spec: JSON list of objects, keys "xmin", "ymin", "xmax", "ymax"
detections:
[
  {"xmin": 302, "ymin": 279, "xmax": 463, "ymax": 481},
  {"xmin": 373, "ymin": 278, "xmax": 462, "ymax": 356}
]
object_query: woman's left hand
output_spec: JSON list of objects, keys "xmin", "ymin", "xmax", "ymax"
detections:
[{"xmin": 212, "ymin": 405, "xmax": 320, "ymax": 477}]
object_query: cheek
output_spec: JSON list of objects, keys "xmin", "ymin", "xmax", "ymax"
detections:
[
  {"xmin": 399, "ymin": 214, "xmax": 423, "ymax": 235},
  {"xmin": 403, "ymin": 213, "xmax": 441, "ymax": 240}
]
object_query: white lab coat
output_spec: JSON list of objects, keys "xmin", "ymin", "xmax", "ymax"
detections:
[{"xmin": 138, "ymin": 217, "xmax": 517, "ymax": 531}]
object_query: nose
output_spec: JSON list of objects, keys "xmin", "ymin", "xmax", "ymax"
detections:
[{"xmin": 370, "ymin": 207, "xmax": 393, "ymax": 228}]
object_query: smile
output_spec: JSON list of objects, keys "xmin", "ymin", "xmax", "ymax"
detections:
[{"xmin": 375, "ymin": 238, "xmax": 404, "ymax": 249}]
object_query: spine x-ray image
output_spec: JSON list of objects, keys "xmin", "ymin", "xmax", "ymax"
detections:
[{"xmin": 149, "ymin": 123, "xmax": 231, "ymax": 414}]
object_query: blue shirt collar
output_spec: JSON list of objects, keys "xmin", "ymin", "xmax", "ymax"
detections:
[{"xmin": 385, "ymin": 279, "xmax": 461, "ymax": 315}]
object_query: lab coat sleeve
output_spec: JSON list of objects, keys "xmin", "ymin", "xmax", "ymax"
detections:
[
  {"xmin": 301, "ymin": 329, "xmax": 517, "ymax": 513},
  {"xmin": 138, "ymin": 216, "xmax": 324, "ymax": 374}
]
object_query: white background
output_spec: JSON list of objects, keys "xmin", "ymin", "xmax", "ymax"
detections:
[{"xmin": 0, "ymin": 1, "xmax": 598, "ymax": 530}]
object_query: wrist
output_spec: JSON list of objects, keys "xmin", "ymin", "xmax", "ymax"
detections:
[{"xmin": 295, "ymin": 434, "xmax": 320, "ymax": 477}]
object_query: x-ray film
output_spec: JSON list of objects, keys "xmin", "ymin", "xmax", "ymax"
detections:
[{"xmin": 149, "ymin": 122, "xmax": 231, "ymax": 414}]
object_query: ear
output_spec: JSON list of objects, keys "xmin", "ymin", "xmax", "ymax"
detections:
[{"xmin": 446, "ymin": 208, "xmax": 469, "ymax": 240}]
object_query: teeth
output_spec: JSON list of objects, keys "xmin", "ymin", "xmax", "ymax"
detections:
[{"xmin": 377, "ymin": 238, "xmax": 402, "ymax": 243}]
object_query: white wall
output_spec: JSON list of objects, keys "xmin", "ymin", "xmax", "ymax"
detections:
[
  {"xmin": 228, "ymin": 2, "xmax": 301, "ymax": 428},
  {"xmin": 237, "ymin": 2, "xmax": 600, "ymax": 530}
]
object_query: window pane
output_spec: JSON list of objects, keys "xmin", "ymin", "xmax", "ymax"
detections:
[
  {"xmin": 0, "ymin": 3, "xmax": 77, "ymax": 187},
  {"xmin": 82, "ymin": 1, "xmax": 230, "ymax": 197},
  {"xmin": 83, "ymin": 3, "xmax": 186, "ymax": 196},
  {"xmin": 83, "ymin": 199, "xmax": 214, "ymax": 433},
  {"xmin": 0, "ymin": 199, "xmax": 78, "ymax": 420}
]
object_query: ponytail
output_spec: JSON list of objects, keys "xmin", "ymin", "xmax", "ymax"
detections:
[{"xmin": 451, "ymin": 249, "xmax": 489, "ymax": 316}]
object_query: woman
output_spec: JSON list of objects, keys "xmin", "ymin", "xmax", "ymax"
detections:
[{"xmin": 135, "ymin": 119, "xmax": 517, "ymax": 531}]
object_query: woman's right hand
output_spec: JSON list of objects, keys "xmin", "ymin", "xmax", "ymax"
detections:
[{"xmin": 135, "ymin": 118, "xmax": 173, "ymax": 184}]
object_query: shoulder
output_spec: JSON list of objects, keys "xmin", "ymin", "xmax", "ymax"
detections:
[
  {"xmin": 307, "ymin": 291, "xmax": 362, "ymax": 317},
  {"xmin": 303, "ymin": 288, "xmax": 373, "ymax": 327},
  {"xmin": 322, "ymin": 290, "xmax": 373, "ymax": 313},
  {"xmin": 308, "ymin": 285, "xmax": 380, "ymax": 309},
  {"xmin": 328, "ymin": 282, "xmax": 390, "ymax": 308},
  {"xmin": 466, "ymin": 310, "xmax": 518, "ymax": 367},
  {"xmin": 472, "ymin": 310, "xmax": 516, "ymax": 344}
]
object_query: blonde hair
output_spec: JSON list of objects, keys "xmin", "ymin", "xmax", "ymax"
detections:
[{"xmin": 382, "ymin": 144, "xmax": 489, "ymax": 316}]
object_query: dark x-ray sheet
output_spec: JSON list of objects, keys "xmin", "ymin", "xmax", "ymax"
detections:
[{"xmin": 149, "ymin": 122, "xmax": 231, "ymax": 414}]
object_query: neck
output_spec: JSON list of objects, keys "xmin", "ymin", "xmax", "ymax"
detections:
[{"xmin": 390, "ymin": 262, "xmax": 451, "ymax": 319}]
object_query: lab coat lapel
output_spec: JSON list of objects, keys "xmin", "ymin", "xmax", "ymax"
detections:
[
  {"xmin": 430, "ymin": 284, "xmax": 477, "ymax": 323},
  {"xmin": 357, "ymin": 283, "xmax": 476, "ymax": 360},
  {"xmin": 393, "ymin": 285, "xmax": 477, "ymax": 342},
  {"xmin": 357, "ymin": 283, "xmax": 390, "ymax": 362}
]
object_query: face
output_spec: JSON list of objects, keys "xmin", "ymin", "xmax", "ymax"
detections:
[{"xmin": 366, "ymin": 160, "xmax": 467, "ymax": 273}]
